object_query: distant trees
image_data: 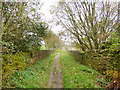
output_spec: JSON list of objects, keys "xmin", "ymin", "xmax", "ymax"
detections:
[
  {"xmin": 53, "ymin": 0, "xmax": 118, "ymax": 51},
  {"xmin": 43, "ymin": 30, "xmax": 65, "ymax": 49}
]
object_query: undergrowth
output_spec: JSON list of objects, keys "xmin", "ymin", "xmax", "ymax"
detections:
[
  {"xmin": 4, "ymin": 50, "xmax": 58, "ymax": 88},
  {"xmin": 59, "ymin": 51, "xmax": 109, "ymax": 88}
]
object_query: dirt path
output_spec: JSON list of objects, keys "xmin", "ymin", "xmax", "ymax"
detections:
[{"xmin": 48, "ymin": 53, "xmax": 63, "ymax": 88}]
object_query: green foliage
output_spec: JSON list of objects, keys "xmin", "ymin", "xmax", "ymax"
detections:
[
  {"xmin": 2, "ymin": 2, "xmax": 48, "ymax": 53},
  {"xmin": 98, "ymin": 31, "xmax": 119, "ymax": 53},
  {"xmin": 53, "ymin": 67, "xmax": 57, "ymax": 75},
  {"xmin": 44, "ymin": 30, "xmax": 65, "ymax": 49},
  {"xmin": 40, "ymin": 45, "xmax": 46, "ymax": 50},
  {"xmin": 104, "ymin": 31, "xmax": 119, "ymax": 51},
  {"xmin": 4, "ymin": 51, "xmax": 57, "ymax": 88},
  {"xmin": 109, "ymin": 31, "xmax": 119, "ymax": 44},
  {"xmin": 104, "ymin": 51, "xmax": 120, "ymax": 82},
  {"xmin": 2, "ymin": 41, "xmax": 16, "ymax": 54},
  {"xmin": 2, "ymin": 52, "xmax": 31, "ymax": 86},
  {"xmin": 71, "ymin": 49, "xmax": 120, "ymax": 83},
  {"xmin": 59, "ymin": 51, "xmax": 108, "ymax": 88}
]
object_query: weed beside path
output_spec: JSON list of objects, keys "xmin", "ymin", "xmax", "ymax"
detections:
[
  {"xmin": 4, "ymin": 50, "xmax": 109, "ymax": 88},
  {"xmin": 59, "ymin": 51, "xmax": 109, "ymax": 88},
  {"xmin": 5, "ymin": 51, "xmax": 57, "ymax": 88}
]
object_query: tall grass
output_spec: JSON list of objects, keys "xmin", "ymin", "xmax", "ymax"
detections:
[
  {"xmin": 4, "ymin": 51, "xmax": 58, "ymax": 88},
  {"xmin": 59, "ymin": 51, "xmax": 109, "ymax": 88}
]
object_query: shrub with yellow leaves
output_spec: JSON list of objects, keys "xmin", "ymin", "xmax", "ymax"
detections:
[{"xmin": 105, "ymin": 70, "xmax": 120, "ymax": 82}]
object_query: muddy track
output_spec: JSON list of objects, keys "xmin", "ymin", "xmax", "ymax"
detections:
[{"xmin": 48, "ymin": 53, "xmax": 63, "ymax": 88}]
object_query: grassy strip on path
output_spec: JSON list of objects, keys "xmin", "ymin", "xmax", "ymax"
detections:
[
  {"xmin": 5, "ymin": 50, "xmax": 59, "ymax": 88},
  {"xmin": 59, "ymin": 51, "xmax": 109, "ymax": 88}
]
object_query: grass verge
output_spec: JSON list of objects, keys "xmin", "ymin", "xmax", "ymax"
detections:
[
  {"xmin": 5, "ymin": 50, "xmax": 58, "ymax": 88},
  {"xmin": 59, "ymin": 51, "xmax": 109, "ymax": 88}
]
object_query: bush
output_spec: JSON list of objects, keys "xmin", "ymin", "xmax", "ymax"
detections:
[
  {"xmin": 104, "ymin": 70, "xmax": 120, "ymax": 82},
  {"xmin": 69, "ymin": 48, "xmax": 120, "ymax": 84},
  {"xmin": 2, "ymin": 52, "xmax": 31, "ymax": 86}
]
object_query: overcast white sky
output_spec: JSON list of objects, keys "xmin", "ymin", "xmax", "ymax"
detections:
[{"xmin": 40, "ymin": 0, "xmax": 62, "ymax": 35}]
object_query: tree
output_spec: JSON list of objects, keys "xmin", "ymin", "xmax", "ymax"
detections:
[
  {"xmin": 1, "ymin": 2, "xmax": 47, "ymax": 53},
  {"xmin": 22, "ymin": 21, "xmax": 48, "ymax": 52},
  {"xmin": 53, "ymin": 0, "xmax": 118, "ymax": 51},
  {"xmin": 1, "ymin": 2, "xmax": 27, "ymax": 53},
  {"xmin": 43, "ymin": 30, "xmax": 65, "ymax": 49}
]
